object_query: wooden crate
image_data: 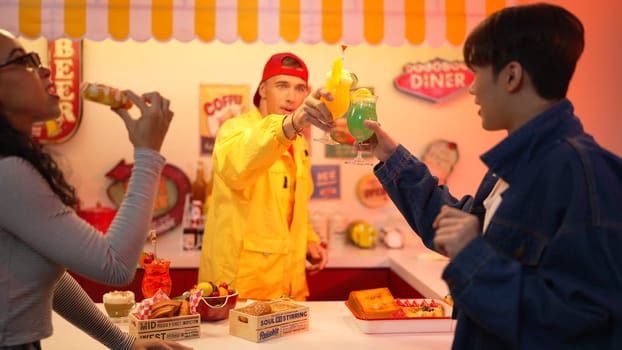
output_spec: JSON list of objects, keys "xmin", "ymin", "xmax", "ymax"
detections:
[
  {"xmin": 128, "ymin": 313, "xmax": 201, "ymax": 340},
  {"xmin": 229, "ymin": 300, "xmax": 309, "ymax": 342}
]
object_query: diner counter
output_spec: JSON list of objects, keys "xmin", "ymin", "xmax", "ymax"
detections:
[
  {"xmin": 42, "ymin": 230, "xmax": 455, "ymax": 349},
  {"xmin": 42, "ymin": 302, "xmax": 454, "ymax": 350},
  {"xmin": 154, "ymin": 229, "xmax": 451, "ymax": 299}
]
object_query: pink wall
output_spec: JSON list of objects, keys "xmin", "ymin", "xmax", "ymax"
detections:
[
  {"xmin": 520, "ymin": 0, "xmax": 622, "ymax": 153},
  {"xmin": 16, "ymin": 1, "xmax": 621, "ymax": 245}
]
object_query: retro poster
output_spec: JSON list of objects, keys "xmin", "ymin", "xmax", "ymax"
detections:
[
  {"xmin": 199, "ymin": 84, "xmax": 249, "ymax": 155},
  {"xmin": 311, "ymin": 165, "xmax": 340, "ymax": 199}
]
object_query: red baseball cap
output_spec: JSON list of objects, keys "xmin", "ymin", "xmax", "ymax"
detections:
[{"xmin": 253, "ymin": 52, "xmax": 309, "ymax": 107}]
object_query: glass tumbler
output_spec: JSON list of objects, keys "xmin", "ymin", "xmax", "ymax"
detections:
[{"xmin": 141, "ymin": 259, "xmax": 172, "ymax": 298}]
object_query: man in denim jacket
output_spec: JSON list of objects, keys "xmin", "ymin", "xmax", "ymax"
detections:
[{"xmin": 365, "ymin": 4, "xmax": 622, "ymax": 349}]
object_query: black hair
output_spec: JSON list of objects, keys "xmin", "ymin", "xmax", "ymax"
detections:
[
  {"xmin": 463, "ymin": 3, "xmax": 584, "ymax": 99},
  {"xmin": 0, "ymin": 114, "xmax": 77, "ymax": 207}
]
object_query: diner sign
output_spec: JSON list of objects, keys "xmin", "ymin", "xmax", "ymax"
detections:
[
  {"xmin": 31, "ymin": 39, "xmax": 82, "ymax": 143},
  {"xmin": 393, "ymin": 58, "xmax": 474, "ymax": 103}
]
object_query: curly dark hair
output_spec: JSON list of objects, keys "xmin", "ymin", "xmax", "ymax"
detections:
[{"xmin": 0, "ymin": 114, "xmax": 77, "ymax": 207}]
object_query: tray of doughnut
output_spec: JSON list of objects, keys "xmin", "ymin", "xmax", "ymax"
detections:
[{"xmin": 345, "ymin": 287, "xmax": 455, "ymax": 334}]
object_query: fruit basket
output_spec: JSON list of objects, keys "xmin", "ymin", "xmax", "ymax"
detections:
[{"xmin": 196, "ymin": 291, "xmax": 238, "ymax": 321}]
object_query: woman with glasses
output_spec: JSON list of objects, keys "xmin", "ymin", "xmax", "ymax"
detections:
[{"xmin": 0, "ymin": 29, "xmax": 191, "ymax": 350}]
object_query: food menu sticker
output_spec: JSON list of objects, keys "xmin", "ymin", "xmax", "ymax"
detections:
[
  {"xmin": 311, "ymin": 165, "xmax": 340, "ymax": 199},
  {"xmin": 355, "ymin": 173, "xmax": 389, "ymax": 208},
  {"xmin": 421, "ymin": 140, "xmax": 459, "ymax": 185},
  {"xmin": 199, "ymin": 84, "xmax": 249, "ymax": 155}
]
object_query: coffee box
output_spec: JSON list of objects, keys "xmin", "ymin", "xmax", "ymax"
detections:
[
  {"xmin": 128, "ymin": 313, "xmax": 201, "ymax": 340},
  {"xmin": 229, "ymin": 300, "xmax": 309, "ymax": 342}
]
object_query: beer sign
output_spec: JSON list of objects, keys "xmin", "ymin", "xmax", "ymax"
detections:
[
  {"xmin": 394, "ymin": 58, "xmax": 474, "ymax": 103},
  {"xmin": 31, "ymin": 39, "xmax": 82, "ymax": 143}
]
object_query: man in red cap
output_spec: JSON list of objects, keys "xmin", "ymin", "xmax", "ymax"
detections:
[{"xmin": 199, "ymin": 52, "xmax": 333, "ymax": 300}]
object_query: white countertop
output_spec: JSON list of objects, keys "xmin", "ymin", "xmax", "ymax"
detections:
[
  {"xmin": 42, "ymin": 231, "xmax": 455, "ymax": 349},
  {"xmin": 42, "ymin": 302, "xmax": 454, "ymax": 350}
]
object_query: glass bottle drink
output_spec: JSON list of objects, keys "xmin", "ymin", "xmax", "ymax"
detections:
[{"xmin": 191, "ymin": 160, "xmax": 206, "ymax": 203}]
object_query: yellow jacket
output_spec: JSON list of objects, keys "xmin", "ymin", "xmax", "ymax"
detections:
[{"xmin": 199, "ymin": 107, "xmax": 320, "ymax": 300}]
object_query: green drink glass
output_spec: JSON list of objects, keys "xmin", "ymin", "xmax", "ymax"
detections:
[{"xmin": 346, "ymin": 89, "xmax": 377, "ymax": 165}]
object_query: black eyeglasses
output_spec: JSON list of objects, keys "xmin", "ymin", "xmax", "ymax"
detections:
[{"xmin": 0, "ymin": 52, "xmax": 42, "ymax": 72}]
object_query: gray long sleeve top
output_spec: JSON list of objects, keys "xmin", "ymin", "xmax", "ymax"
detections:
[
  {"xmin": 0, "ymin": 148, "xmax": 165, "ymax": 347},
  {"xmin": 53, "ymin": 272, "xmax": 135, "ymax": 350}
]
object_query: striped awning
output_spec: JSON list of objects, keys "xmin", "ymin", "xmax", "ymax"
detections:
[{"xmin": 1, "ymin": 0, "xmax": 516, "ymax": 46}]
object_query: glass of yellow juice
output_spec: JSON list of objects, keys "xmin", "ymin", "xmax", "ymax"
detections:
[{"xmin": 315, "ymin": 57, "xmax": 356, "ymax": 144}]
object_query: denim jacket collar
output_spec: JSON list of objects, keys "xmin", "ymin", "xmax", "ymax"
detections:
[{"xmin": 480, "ymin": 99, "xmax": 583, "ymax": 183}]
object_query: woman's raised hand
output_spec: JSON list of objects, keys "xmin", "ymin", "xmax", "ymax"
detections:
[{"xmin": 113, "ymin": 91, "xmax": 174, "ymax": 152}]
